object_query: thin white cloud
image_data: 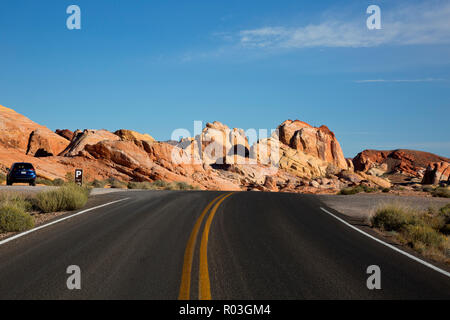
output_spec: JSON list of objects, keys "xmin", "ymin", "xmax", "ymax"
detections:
[
  {"xmin": 235, "ymin": 2, "xmax": 450, "ymax": 49},
  {"xmin": 355, "ymin": 78, "xmax": 446, "ymax": 83}
]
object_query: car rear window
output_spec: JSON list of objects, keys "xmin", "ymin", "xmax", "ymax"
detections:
[{"xmin": 14, "ymin": 163, "xmax": 34, "ymax": 170}]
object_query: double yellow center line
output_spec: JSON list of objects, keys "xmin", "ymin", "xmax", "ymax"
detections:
[{"xmin": 178, "ymin": 192, "xmax": 234, "ymax": 300}]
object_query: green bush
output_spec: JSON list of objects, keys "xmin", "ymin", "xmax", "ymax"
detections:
[
  {"xmin": 127, "ymin": 181, "xmax": 158, "ymax": 190},
  {"xmin": 0, "ymin": 193, "xmax": 33, "ymax": 212},
  {"xmin": 438, "ymin": 204, "xmax": 450, "ymax": 234},
  {"xmin": 382, "ymin": 188, "xmax": 390, "ymax": 193},
  {"xmin": 106, "ymin": 178, "xmax": 127, "ymax": 189},
  {"xmin": 34, "ymin": 184, "xmax": 90, "ymax": 213},
  {"xmin": 0, "ymin": 205, "xmax": 34, "ymax": 232},
  {"xmin": 174, "ymin": 182, "xmax": 195, "ymax": 190},
  {"xmin": 371, "ymin": 204, "xmax": 419, "ymax": 231},
  {"xmin": 339, "ymin": 185, "xmax": 378, "ymax": 195},
  {"xmin": 89, "ymin": 179, "xmax": 107, "ymax": 188},
  {"xmin": 339, "ymin": 186, "xmax": 364, "ymax": 195},
  {"xmin": 432, "ymin": 187, "xmax": 450, "ymax": 198},
  {"xmin": 402, "ymin": 225, "xmax": 445, "ymax": 248},
  {"xmin": 372, "ymin": 203, "xmax": 450, "ymax": 259},
  {"xmin": 35, "ymin": 178, "xmax": 54, "ymax": 186},
  {"xmin": 152, "ymin": 180, "xmax": 169, "ymax": 188},
  {"xmin": 52, "ymin": 178, "xmax": 65, "ymax": 186},
  {"xmin": 422, "ymin": 185, "xmax": 435, "ymax": 193}
]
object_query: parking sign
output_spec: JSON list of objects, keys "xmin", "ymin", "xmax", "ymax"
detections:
[{"xmin": 75, "ymin": 169, "xmax": 83, "ymax": 185}]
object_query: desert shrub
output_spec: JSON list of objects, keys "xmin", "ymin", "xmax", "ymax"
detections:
[
  {"xmin": 52, "ymin": 178, "xmax": 65, "ymax": 186},
  {"xmin": 0, "ymin": 205, "xmax": 34, "ymax": 232},
  {"xmin": 362, "ymin": 185, "xmax": 377, "ymax": 193},
  {"xmin": 0, "ymin": 193, "xmax": 33, "ymax": 212},
  {"xmin": 65, "ymin": 172, "xmax": 75, "ymax": 183},
  {"xmin": 422, "ymin": 185, "xmax": 435, "ymax": 193},
  {"xmin": 90, "ymin": 179, "xmax": 107, "ymax": 188},
  {"xmin": 34, "ymin": 184, "xmax": 89, "ymax": 213},
  {"xmin": 438, "ymin": 204, "xmax": 450, "ymax": 234},
  {"xmin": 174, "ymin": 182, "xmax": 195, "ymax": 190},
  {"xmin": 107, "ymin": 178, "xmax": 127, "ymax": 189},
  {"xmin": 339, "ymin": 186, "xmax": 364, "ymax": 195},
  {"xmin": 164, "ymin": 182, "xmax": 195, "ymax": 190},
  {"xmin": 432, "ymin": 187, "xmax": 450, "ymax": 198},
  {"xmin": 371, "ymin": 204, "xmax": 419, "ymax": 231},
  {"xmin": 152, "ymin": 180, "xmax": 169, "ymax": 188},
  {"xmin": 127, "ymin": 181, "xmax": 158, "ymax": 190},
  {"xmin": 372, "ymin": 203, "xmax": 450, "ymax": 259},
  {"xmin": 0, "ymin": 173, "xmax": 6, "ymax": 184},
  {"xmin": 35, "ymin": 178, "xmax": 54, "ymax": 186},
  {"xmin": 402, "ymin": 225, "xmax": 445, "ymax": 249},
  {"xmin": 382, "ymin": 188, "xmax": 390, "ymax": 193}
]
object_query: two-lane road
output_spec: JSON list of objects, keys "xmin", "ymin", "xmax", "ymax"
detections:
[{"xmin": 0, "ymin": 190, "xmax": 448, "ymax": 299}]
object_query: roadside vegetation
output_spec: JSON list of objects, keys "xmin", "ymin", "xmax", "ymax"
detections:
[
  {"xmin": 0, "ymin": 184, "xmax": 90, "ymax": 233},
  {"xmin": 0, "ymin": 173, "xmax": 6, "ymax": 184},
  {"xmin": 339, "ymin": 185, "xmax": 378, "ymax": 195},
  {"xmin": 1, "ymin": 175, "xmax": 197, "ymax": 234},
  {"xmin": 370, "ymin": 202, "xmax": 450, "ymax": 263},
  {"xmin": 421, "ymin": 185, "xmax": 450, "ymax": 198},
  {"xmin": 34, "ymin": 184, "xmax": 90, "ymax": 213},
  {"xmin": 127, "ymin": 180, "xmax": 197, "ymax": 190}
]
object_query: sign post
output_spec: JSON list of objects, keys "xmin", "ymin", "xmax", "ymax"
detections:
[{"xmin": 75, "ymin": 169, "xmax": 83, "ymax": 186}]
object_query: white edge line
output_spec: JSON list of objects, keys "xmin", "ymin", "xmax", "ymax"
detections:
[
  {"xmin": 320, "ymin": 207, "xmax": 450, "ymax": 278},
  {"xmin": 0, "ymin": 197, "xmax": 131, "ymax": 246}
]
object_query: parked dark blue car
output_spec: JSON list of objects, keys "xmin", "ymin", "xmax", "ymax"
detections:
[{"xmin": 6, "ymin": 162, "xmax": 37, "ymax": 186}]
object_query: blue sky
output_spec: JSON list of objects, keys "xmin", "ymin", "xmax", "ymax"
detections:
[{"xmin": 0, "ymin": 0, "xmax": 449, "ymax": 157}]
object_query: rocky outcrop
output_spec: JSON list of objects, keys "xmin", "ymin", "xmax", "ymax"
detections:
[
  {"xmin": 278, "ymin": 120, "xmax": 348, "ymax": 170},
  {"xmin": 1, "ymin": 104, "xmax": 438, "ymax": 193},
  {"xmin": 197, "ymin": 121, "xmax": 250, "ymax": 165},
  {"xmin": 422, "ymin": 162, "xmax": 450, "ymax": 185},
  {"xmin": 0, "ymin": 104, "xmax": 69, "ymax": 154},
  {"xmin": 55, "ymin": 129, "xmax": 74, "ymax": 141},
  {"xmin": 353, "ymin": 149, "xmax": 448, "ymax": 177},
  {"xmin": 114, "ymin": 129, "xmax": 155, "ymax": 143},
  {"xmin": 26, "ymin": 129, "xmax": 69, "ymax": 157},
  {"xmin": 61, "ymin": 129, "xmax": 120, "ymax": 157}
]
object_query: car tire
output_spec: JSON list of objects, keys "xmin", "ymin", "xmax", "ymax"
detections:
[
  {"xmin": 7, "ymin": 179, "xmax": 12, "ymax": 186},
  {"xmin": 29, "ymin": 180, "xmax": 36, "ymax": 186}
]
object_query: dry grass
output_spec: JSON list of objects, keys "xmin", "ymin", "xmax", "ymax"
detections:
[
  {"xmin": 0, "ymin": 194, "xmax": 35, "ymax": 232},
  {"xmin": 370, "ymin": 202, "xmax": 450, "ymax": 263},
  {"xmin": 34, "ymin": 184, "xmax": 90, "ymax": 213},
  {"xmin": 339, "ymin": 185, "xmax": 378, "ymax": 195},
  {"xmin": 432, "ymin": 187, "xmax": 450, "ymax": 198},
  {"xmin": 127, "ymin": 180, "xmax": 198, "ymax": 190}
]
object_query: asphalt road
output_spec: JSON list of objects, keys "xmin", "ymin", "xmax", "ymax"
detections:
[{"xmin": 0, "ymin": 190, "xmax": 449, "ymax": 299}]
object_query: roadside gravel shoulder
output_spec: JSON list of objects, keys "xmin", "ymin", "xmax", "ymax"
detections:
[{"xmin": 317, "ymin": 193, "xmax": 450, "ymax": 222}]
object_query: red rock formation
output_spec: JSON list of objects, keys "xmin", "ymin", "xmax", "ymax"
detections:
[
  {"xmin": 0, "ymin": 105, "xmax": 69, "ymax": 155},
  {"xmin": 60, "ymin": 129, "xmax": 120, "ymax": 157},
  {"xmin": 26, "ymin": 129, "xmax": 69, "ymax": 157},
  {"xmin": 353, "ymin": 149, "xmax": 449, "ymax": 176},
  {"xmin": 422, "ymin": 162, "xmax": 450, "ymax": 185},
  {"xmin": 278, "ymin": 120, "xmax": 348, "ymax": 170},
  {"xmin": 55, "ymin": 129, "xmax": 74, "ymax": 141}
]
